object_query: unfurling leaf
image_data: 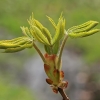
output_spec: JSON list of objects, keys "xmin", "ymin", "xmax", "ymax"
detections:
[
  {"xmin": 21, "ymin": 27, "xmax": 33, "ymax": 40},
  {"xmin": 4, "ymin": 42, "xmax": 32, "ymax": 53},
  {"xmin": 27, "ymin": 14, "xmax": 53, "ymax": 45},
  {"xmin": 46, "ymin": 16, "xmax": 56, "ymax": 29},
  {"xmin": 68, "ymin": 29, "xmax": 100, "ymax": 38},
  {"xmin": 0, "ymin": 36, "xmax": 33, "ymax": 53},
  {"xmin": 42, "ymin": 27, "xmax": 52, "ymax": 44},
  {"xmin": 52, "ymin": 15, "xmax": 65, "ymax": 45},
  {"xmin": 30, "ymin": 29, "xmax": 45, "ymax": 44},
  {"xmin": 32, "ymin": 26, "xmax": 50, "ymax": 45},
  {"xmin": 33, "ymin": 19, "xmax": 44, "ymax": 30},
  {"xmin": 33, "ymin": 19, "xmax": 52, "ymax": 44},
  {"xmin": 67, "ymin": 21, "xmax": 100, "ymax": 38}
]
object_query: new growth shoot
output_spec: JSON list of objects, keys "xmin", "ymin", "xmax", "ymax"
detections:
[{"xmin": 0, "ymin": 13, "xmax": 99, "ymax": 100}]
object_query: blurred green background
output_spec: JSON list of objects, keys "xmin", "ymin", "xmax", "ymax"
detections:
[{"xmin": 0, "ymin": 0, "xmax": 100, "ymax": 100}]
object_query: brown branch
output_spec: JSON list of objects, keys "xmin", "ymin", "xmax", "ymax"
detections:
[{"xmin": 58, "ymin": 88, "xmax": 70, "ymax": 100}]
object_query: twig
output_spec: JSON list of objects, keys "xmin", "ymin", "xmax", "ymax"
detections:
[
  {"xmin": 57, "ymin": 33, "xmax": 68, "ymax": 70},
  {"xmin": 33, "ymin": 42, "xmax": 46, "ymax": 63},
  {"xmin": 58, "ymin": 88, "xmax": 70, "ymax": 100}
]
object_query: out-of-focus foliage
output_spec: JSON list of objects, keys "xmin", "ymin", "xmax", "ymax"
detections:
[{"xmin": 0, "ymin": 77, "xmax": 35, "ymax": 100}]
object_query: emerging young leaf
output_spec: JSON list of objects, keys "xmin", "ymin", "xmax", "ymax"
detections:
[
  {"xmin": 4, "ymin": 42, "xmax": 32, "ymax": 53},
  {"xmin": 67, "ymin": 21, "xmax": 100, "ymax": 38},
  {"xmin": 52, "ymin": 15, "xmax": 65, "ymax": 45},
  {"xmin": 33, "ymin": 19, "xmax": 52, "ymax": 44},
  {"xmin": 21, "ymin": 27, "xmax": 33, "ymax": 40},
  {"xmin": 42, "ymin": 27, "xmax": 52, "ymax": 44},
  {"xmin": 0, "ymin": 36, "xmax": 33, "ymax": 53},
  {"xmin": 31, "ymin": 26, "xmax": 50, "ymax": 45},
  {"xmin": 46, "ymin": 16, "xmax": 56, "ymax": 29},
  {"xmin": 30, "ymin": 29, "xmax": 45, "ymax": 44},
  {"xmin": 27, "ymin": 14, "xmax": 53, "ymax": 46}
]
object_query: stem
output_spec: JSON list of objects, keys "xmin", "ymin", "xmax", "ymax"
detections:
[
  {"xmin": 33, "ymin": 42, "xmax": 46, "ymax": 63},
  {"xmin": 57, "ymin": 32, "xmax": 68, "ymax": 69},
  {"xmin": 50, "ymin": 45, "xmax": 53, "ymax": 54},
  {"xmin": 58, "ymin": 88, "xmax": 70, "ymax": 100}
]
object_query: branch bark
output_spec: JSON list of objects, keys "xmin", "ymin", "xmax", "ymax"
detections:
[{"xmin": 58, "ymin": 88, "xmax": 70, "ymax": 100}]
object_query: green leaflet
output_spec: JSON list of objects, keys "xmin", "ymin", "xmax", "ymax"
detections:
[
  {"xmin": 69, "ymin": 21, "xmax": 98, "ymax": 33},
  {"xmin": 82, "ymin": 29, "xmax": 100, "ymax": 37},
  {"xmin": 42, "ymin": 27, "xmax": 52, "ymax": 44},
  {"xmin": 33, "ymin": 19, "xmax": 43, "ymax": 30},
  {"xmin": 0, "ymin": 43, "xmax": 20, "ymax": 49},
  {"xmin": 0, "ymin": 36, "xmax": 25, "ymax": 43},
  {"xmin": 27, "ymin": 13, "xmax": 34, "ymax": 26},
  {"xmin": 67, "ymin": 20, "xmax": 100, "ymax": 38},
  {"xmin": 68, "ymin": 29, "xmax": 100, "ymax": 38},
  {"xmin": 32, "ymin": 26, "xmax": 50, "ymax": 45},
  {"xmin": 27, "ymin": 14, "xmax": 52, "ymax": 45},
  {"xmin": 33, "ymin": 19, "xmax": 52, "ymax": 44},
  {"xmin": 30, "ymin": 29, "xmax": 46, "ymax": 44},
  {"xmin": 46, "ymin": 16, "xmax": 56, "ymax": 29},
  {"xmin": 52, "ymin": 17, "xmax": 65, "ymax": 45},
  {"xmin": 12, "ymin": 37, "xmax": 31, "ymax": 44},
  {"xmin": 4, "ymin": 46, "xmax": 25, "ymax": 53},
  {"xmin": 4, "ymin": 42, "xmax": 33, "ymax": 53},
  {"xmin": 68, "ymin": 21, "xmax": 93, "ymax": 31},
  {"xmin": 0, "ymin": 37, "xmax": 30, "ymax": 49},
  {"xmin": 0, "ymin": 36, "xmax": 33, "ymax": 53},
  {"xmin": 21, "ymin": 26, "xmax": 33, "ymax": 40}
]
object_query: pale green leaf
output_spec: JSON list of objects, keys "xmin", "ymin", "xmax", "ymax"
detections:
[
  {"xmin": 32, "ymin": 26, "xmax": 50, "ymax": 45},
  {"xmin": 67, "ymin": 21, "xmax": 100, "ymax": 38},
  {"xmin": 30, "ymin": 29, "xmax": 45, "ymax": 44},
  {"xmin": 52, "ymin": 17, "xmax": 65, "ymax": 44},
  {"xmin": 42, "ymin": 27, "xmax": 52, "ymax": 44},
  {"xmin": 4, "ymin": 42, "xmax": 33, "ymax": 53},
  {"xmin": 46, "ymin": 16, "xmax": 56, "ymax": 29},
  {"xmin": 21, "ymin": 26, "xmax": 33, "ymax": 40},
  {"xmin": 0, "ymin": 36, "xmax": 33, "ymax": 52},
  {"xmin": 33, "ymin": 19, "xmax": 43, "ymax": 30}
]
